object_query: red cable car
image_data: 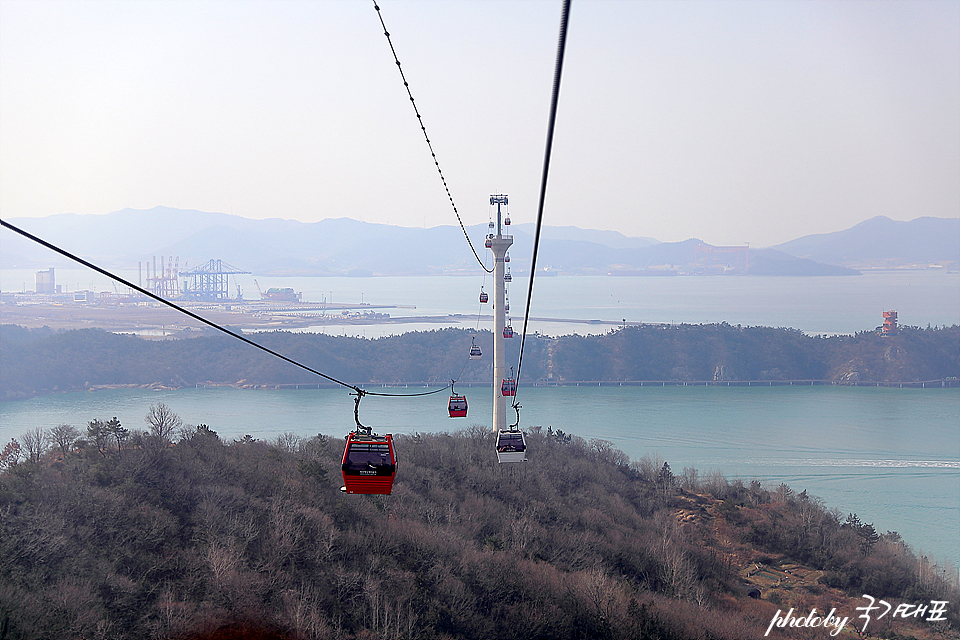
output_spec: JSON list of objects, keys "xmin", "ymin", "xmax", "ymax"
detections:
[
  {"xmin": 503, "ymin": 324, "xmax": 514, "ymax": 338},
  {"xmin": 504, "ymin": 215, "xmax": 511, "ymax": 226},
  {"xmin": 469, "ymin": 338, "xmax": 482, "ymax": 359},
  {"xmin": 484, "ymin": 235, "xmax": 492, "ymax": 249},
  {"xmin": 501, "ymin": 378, "xmax": 517, "ymax": 396},
  {"xmin": 480, "ymin": 289, "xmax": 488, "ymax": 303},
  {"xmin": 504, "ymin": 270, "xmax": 512, "ymax": 282},
  {"xmin": 341, "ymin": 432, "xmax": 396, "ymax": 495},
  {"xmin": 448, "ymin": 394, "xmax": 468, "ymax": 418},
  {"xmin": 505, "ymin": 254, "xmax": 511, "ymax": 263}
]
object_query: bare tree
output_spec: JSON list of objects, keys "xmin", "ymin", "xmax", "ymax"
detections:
[
  {"xmin": 145, "ymin": 403, "xmax": 182, "ymax": 445},
  {"xmin": 50, "ymin": 424, "xmax": 80, "ymax": 458},
  {"xmin": 633, "ymin": 452, "xmax": 665, "ymax": 483},
  {"xmin": 274, "ymin": 432, "xmax": 303, "ymax": 453},
  {"xmin": 20, "ymin": 426, "xmax": 48, "ymax": 463},
  {"xmin": 680, "ymin": 466, "xmax": 700, "ymax": 491},
  {"xmin": 0, "ymin": 439, "xmax": 22, "ymax": 471}
]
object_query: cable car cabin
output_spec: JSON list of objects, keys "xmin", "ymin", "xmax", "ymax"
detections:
[
  {"xmin": 480, "ymin": 291, "xmax": 489, "ymax": 303},
  {"xmin": 504, "ymin": 271, "xmax": 512, "ymax": 282},
  {"xmin": 448, "ymin": 394, "xmax": 468, "ymax": 418},
  {"xmin": 496, "ymin": 429, "xmax": 527, "ymax": 463},
  {"xmin": 504, "ymin": 215, "xmax": 511, "ymax": 226},
  {"xmin": 505, "ymin": 302, "xmax": 510, "ymax": 312},
  {"xmin": 470, "ymin": 344, "xmax": 482, "ymax": 359},
  {"xmin": 501, "ymin": 378, "xmax": 517, "ymax": 396},
  {"xmin": 341, "ymin": 433, "xmax": 396, "ymax": 495},
  {"xmin": 505, "ymin": 254, "xmax": 511, "ymax": 263},
  {"xmin": 503, "ymin": 325, "xmax": 514, "ymax": 338},
  {"xmin": 484, "ymin": 236, "xmax": 492, "ymax": 248}
]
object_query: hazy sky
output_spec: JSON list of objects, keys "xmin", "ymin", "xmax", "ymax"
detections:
[{"xmin": 1, "ymin": 0, "xmax": 957, "ymax": 247}]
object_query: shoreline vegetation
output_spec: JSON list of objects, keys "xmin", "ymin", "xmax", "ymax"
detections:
[
  {"xmin": 1, "ymin": 414, "xmax": 957, "ymax": 639},
  {"xmin": 2, "ymin": 323, "xmax": 958, "ymax": 401}
]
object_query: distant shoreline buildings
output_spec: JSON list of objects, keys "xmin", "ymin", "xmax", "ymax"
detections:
[{"xmin": 35, "ymin": 267, "xmax": 59, "ymax": 294}]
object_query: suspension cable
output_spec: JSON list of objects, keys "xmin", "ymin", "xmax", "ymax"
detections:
[
  {"xmin": 3, "ymin": 2, "xmax": 570, "ymax": 408},
  {"xmin": 0, "ymin": 218, "xmax": 449, "ymax": 399},
  {"xmin": 514, "ymin": 0, "xmax": 571, "ymax": 402},
  {"xmin": 372, "ymin": 1, "xmax": 493, "ymax": 274}
]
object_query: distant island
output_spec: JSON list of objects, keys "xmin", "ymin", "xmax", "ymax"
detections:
[
  {"xmin": 3, "ymin": 208, "xmax": 957, "ymax": 276},
  {"xmin": 2, "ymin": 323, "xmax": 956, "ymax": 400}
]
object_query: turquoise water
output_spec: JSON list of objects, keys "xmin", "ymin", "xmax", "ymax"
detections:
[{"xmin": 1, "ymin": 384, "xmax": 957, "ymax": 571}]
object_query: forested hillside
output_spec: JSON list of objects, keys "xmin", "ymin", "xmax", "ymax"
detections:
[
  {"xmin": 1, "ymin": 420, "xmax": 956, "ymax": 639},
  {"xmin": 2, "ymin": 323, "xmax": 958, "ymax": 400}
]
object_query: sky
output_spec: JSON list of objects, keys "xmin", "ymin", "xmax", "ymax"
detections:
[{"xmin": 1, "ymin": 0, "xmax": 957, "ymax": 247}]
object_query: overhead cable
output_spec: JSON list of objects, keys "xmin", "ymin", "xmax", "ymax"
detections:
[
  {"xmin": 0, "ymin": 218, "xmax": 448, "ymax": 399},
  {"xmin": 372, "ymin": 1, "xmax": 493, "ymax": 274},
  {"xmin": 514, "ymin": 0, "xmax": 572, "ymax": 399}
]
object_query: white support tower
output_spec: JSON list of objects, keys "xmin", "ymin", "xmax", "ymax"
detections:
[{"xmin": 488, "ymin": 194, "xmax": 513, "ymax": 435}]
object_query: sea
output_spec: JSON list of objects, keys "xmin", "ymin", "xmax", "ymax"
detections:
[
  {"xmin": 1, "ymin": 268, "xmax": 958, "ymax": 572},
  {"xmin": 2, "ymin": 267, "xmax": 958, "ymax": 337}
]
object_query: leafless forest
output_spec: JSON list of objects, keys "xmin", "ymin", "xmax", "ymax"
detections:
[{"xmin": 1, "ymin": 408, "xmax": 956, "ymax": 639}]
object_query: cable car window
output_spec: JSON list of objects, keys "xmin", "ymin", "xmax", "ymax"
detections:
[
  {"xmin": 448, "ymin": 394, "xmax": 468, "ymax": 417},
  {"xmin": 497, "ymin": 433, "xmax": 526, "ymax": 452},
  {"xmin": 343, "ymin": 442, "xmax": 394, "ymax": 475}
]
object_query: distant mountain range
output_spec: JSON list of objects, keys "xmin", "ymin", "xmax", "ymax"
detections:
[
  {"xmin": 774, "ymin": 216, "xmax": 959, "ymax": 269},
  {"xmin": 2, "ymin": 207, "xmax": 957, "ymax": 277}
]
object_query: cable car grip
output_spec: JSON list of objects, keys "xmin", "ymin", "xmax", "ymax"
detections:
[
  {"xmin": 509, "ymin": 402, "xmax": 522, "ymax": 430},
  {"xmin": 350, "ymin": 389, "xmax": 372, "ymax": 437}
]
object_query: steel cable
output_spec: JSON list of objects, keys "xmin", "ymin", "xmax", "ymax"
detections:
[
  {"xmin": 372, "ymin": 1, "xmax": 493, "ymax": 274},
  {"xmin": 513, "ymin": 0, "xmax": 571, "ymax": 404},
  {"xmin": 0, "ymin": 219, "xmax": 449, "ymax": 400}
]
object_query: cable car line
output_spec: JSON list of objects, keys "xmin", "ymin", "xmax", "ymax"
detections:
[
  {"xmin": 372, "ymin": 1, "xmax": 493, "ymax": 274},
  {"xmin": 451, "ymin": 346, "xmax": 471, "ymax": 386},
  {"xmin": 4, "ymin": 1, "xmax": 571, "ymax": 497},
  {"xmin": 0, "ymin": 218, "xmax": 450, "ymax": 400},
  {"xmin": 7, "ymin": 0, "xmax": 570, "ymax": 479},
  {"xmin": 512, "ymin": 0, "xmax": 571, "ymax": 405}
]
